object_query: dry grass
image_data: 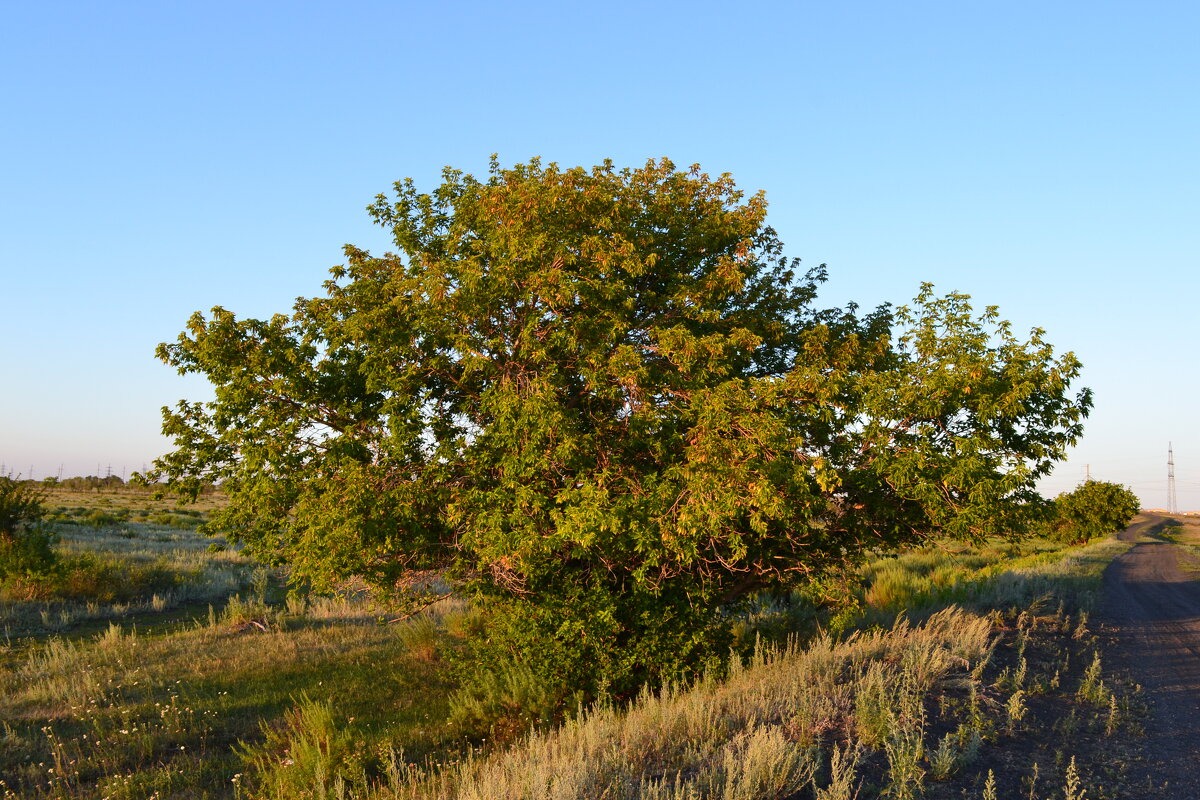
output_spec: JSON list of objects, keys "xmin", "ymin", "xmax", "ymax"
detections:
[
  {"xmin": 41, "ymin": 486, "xmax": 228, "ymax": 515},
  {"xmin": 323, "ymin": 608, "xmax": 994, "ymax": 800}
]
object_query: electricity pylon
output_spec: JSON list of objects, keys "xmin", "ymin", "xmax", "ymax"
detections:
[{"xmin": 1168, "ymin": 442, "xmax": 1179, "ymax": 514}]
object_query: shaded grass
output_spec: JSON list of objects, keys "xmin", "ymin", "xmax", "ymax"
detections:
[{"xmin": 0, "ymin": 595, "xmax": 465, "ymax": 799}]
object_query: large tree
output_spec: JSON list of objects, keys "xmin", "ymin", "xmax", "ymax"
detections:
[{"xmin": 151, "ymin": 157, "xmax": 1090, "ymax": 692}]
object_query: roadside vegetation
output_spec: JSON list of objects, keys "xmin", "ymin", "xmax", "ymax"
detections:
[{"xmin": 1154, "ymin": 514, "xmax": 1200, "ymax": 554}]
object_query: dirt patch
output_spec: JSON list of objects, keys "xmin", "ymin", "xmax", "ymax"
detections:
[{"xmin": 1099, "ymin": 512, "xmax": 1200, "ymax": 798}]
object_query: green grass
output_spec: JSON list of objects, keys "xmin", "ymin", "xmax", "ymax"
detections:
[
  {"xmin": 848, "ymin": 534, "xmax": 1131, "ymax": 627},
  {"xmin": 0, "ymin": 586, "xmax": 468, "ymax": 798}
]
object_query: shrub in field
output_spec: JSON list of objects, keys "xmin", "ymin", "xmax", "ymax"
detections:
[
  {"xmin": 0, "ymin": 476, "xmax": 44, "ymax": 533},
  {"xmin": 238, "ymin": 695, "xmax": 365, "ymax": 798},
  {"xmin": 397, "ymin": 611, "xmax": 441, "ymax": 661},
  {"xmin": 1046, "ymin": 480, "xmax": 1140, "ymax": 544},
  {"xmin": 0, "ymin": 476, "xmax": 56, "ymax": 576},
  {"xmin": 85, "ymin": 508, "xmax": 126, "ymax": 527},
  {"xmin": 447, "ymin": 654, "xmax": 566, "ymax": 741}
]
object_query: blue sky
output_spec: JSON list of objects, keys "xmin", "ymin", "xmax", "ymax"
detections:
[{"xmin": 1, "ymin": 1, "xmax": 1196, "ymax": 507}]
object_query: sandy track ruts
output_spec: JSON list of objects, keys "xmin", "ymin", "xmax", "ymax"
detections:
[{"xmin": 1099, "ymin": 513, "xmax": 1200, "ymax": 797}]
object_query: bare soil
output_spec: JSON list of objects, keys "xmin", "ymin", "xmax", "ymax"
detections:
[{"xmin": 1099, "ymin": 512, "xmax": 1200, "ymax": 797}]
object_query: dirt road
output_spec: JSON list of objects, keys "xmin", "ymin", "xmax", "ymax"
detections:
[{"xmin": 1100, "ymin": 512, "xmax": 1200, "ymax": 796}]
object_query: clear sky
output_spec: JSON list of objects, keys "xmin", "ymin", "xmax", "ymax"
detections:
[{"xmin": 2, "ymin": 1, "xmax": 1196, "ymax": 508}]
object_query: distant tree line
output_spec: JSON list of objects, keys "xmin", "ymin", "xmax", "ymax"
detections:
[
  {"xmin": 36, "ymin": 474, "xmax": 221, "ymax": 495},
  {"xmin": 50, "ymin": 475, "xmax": 129, "ymax": 492}
]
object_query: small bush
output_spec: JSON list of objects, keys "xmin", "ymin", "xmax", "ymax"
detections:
[
  {"xmin": 448, "ymin": 655, "xmax": 566, "ymax": 741},
  {"xmin": 1046, "ymin": 480, "xmax": 1140, "ymax": 544},
  {"xmin": 0, "ymin": 476, "xmax": 43, "ymax": 533},
  {"xmin": 0, "ymin": 525, "xmax": 57, "ymax": 577},
  {"xmin": 0, "ymin": 477, "xmax": 56, "ymax": 577},
  {"xmin": 220, "ymin": 593, "xmax": 275, "ymax": 630},
  {"xmin": 148, "ymin": 511, "xmax": 200, "ymax": 528},
  {"xmin": 397, "ymin": 612, "xmax": 440, "ymax": 661},
  {"xmin": 239, "ymin": 695, "xmax": 366, "ymax": 798},
  {"xmin": 85, "ymin": 509, "xmax": 124, "ymax": 527}
]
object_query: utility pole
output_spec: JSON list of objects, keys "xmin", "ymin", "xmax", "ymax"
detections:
[{"xmin": 1168, "ymin": 442, "xmax": 1179, "ymax": 514}]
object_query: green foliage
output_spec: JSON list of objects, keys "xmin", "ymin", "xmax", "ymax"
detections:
[
  {"xmin": 1047, "ymin": 480, "xmax": 1140, "ymax": 544},
  {"xmin": 0, "ymin": 525, "xmax": 57, "ymax": 578},
  {"xmin": 0, "ymin": 476, "xmax": 56, "ymax": 577},
  {"xmin": 149, "ymin": 157, "xmax": 1091, "ymax": 698},
  {"xmin": 0, "ymin": 475, "xmax": 45, "ymax": 538},
  {"xmin": 447, "ymin": 654, "xmax": 565, "ymax": 740},
  {"xmin": 86, "ymin": 507, "xmax": 128, "ymax": 527}
]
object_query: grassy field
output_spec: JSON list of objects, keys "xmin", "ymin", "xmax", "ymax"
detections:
[
  {"xmin": 0, "ymin": 491, "xmax": 1150, "ymax": 799},
  {"xmin": 1155, "ymin": 514, "xmax": 1200, "ymax": 555}
]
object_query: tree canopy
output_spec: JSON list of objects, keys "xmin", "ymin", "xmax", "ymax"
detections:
[
  {"xmin": 150, "ymin": 157, "xmax": 1091, "ymax": 692},
  {"xmin": 1046, "ymin": 480, "xmax": 1140, "ymax": 544}
]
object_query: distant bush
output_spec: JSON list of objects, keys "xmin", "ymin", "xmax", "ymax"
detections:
[
  {"xmin": 1046, "ymin": 480, "xmax": 1140, "ymax": 544},
  {"xmin": 85, "ymin": 509, "xmax": 127, "ymax": 527}
]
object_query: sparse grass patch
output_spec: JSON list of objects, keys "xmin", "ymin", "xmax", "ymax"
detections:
[
  {"xmin": 0, "ymin": 590, "xmax": 466, "ymax": 799},
  {"xmin": 0, "ymin": 513, "xmax": 255, "ymax": 638}
]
